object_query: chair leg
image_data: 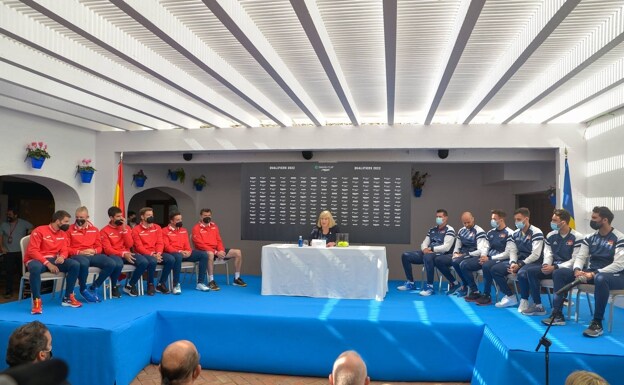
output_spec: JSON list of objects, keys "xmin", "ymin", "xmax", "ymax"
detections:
[
  {"xmin": 587, "ymin": 293, "xmax": 594, "ymax": 316},
  {"xmin": 575, "ymin": 290, "xmax": 581, "ymax": 323},
  {"xmin": 546, "ymin": 288, "xmax": 553, "ymax": 308},
  {"xmin": 226, "ymin": 262, "xmax": 230, "ymax": 285},
  {"xmin": 512, "ymin": 280, "xmax": 519, "ymax": 302},
  {"xmin": 18, "ymin": 279, "xmax": 24, "ymax": 302},
  {"xmin": 609, "ymin": 297, "xmax": 614, "ymax": 332}
]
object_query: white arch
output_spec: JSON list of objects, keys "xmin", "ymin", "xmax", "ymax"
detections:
[
  {"xmin": 127, "ymin": 185, "xmax": 196, "ymax": 222},
  {"xmin": 6, "ymin": 174, "xmax": 82, "ymax": 213}
]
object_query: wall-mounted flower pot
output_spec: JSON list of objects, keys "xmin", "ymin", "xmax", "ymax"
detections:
[
  {"xmin": 30, "ymin": 157, "xmax": 45, "ymax": 169},
  {"xmin": 169, "ymin": 173, "xmax": 178, "ymax": 181},
  {"xmin": 134, "ymin": 177, "xmax": 146, "ymax": 187},
  {"xmin": 194, "ymin": 184, "xmax": 204, "ymax": 191},
  {"xmin": 413, "ymin": 188, "xmax": 423, "ymax": 197},
  {"xmin": 80, "ymin": 170, "xmax": 94, "ymax": 183}
]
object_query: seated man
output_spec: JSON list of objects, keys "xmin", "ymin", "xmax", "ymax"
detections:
[
  {"xmin": 397, "ymin": 209, "xmax": 455, "ymax": 295},
  {"xmin": 100, "ymin": 206, "xmax": 143, "ymax": 297},
  {"xmin": 132, "ymin": 207, "xmax": 175, "ymax": 295},
  {"xmin": 5, "ymin": 320, "xmax": 52, "ymax": 367},
  {"xmin": 476, "ymin": 209, "xmax": 514, "ymax": 305},
  {"xmin": 329, "ymin": 350, "xmax": 370, "ymax": 385},
  {"xmin": 542, "ymin": 206, "xmax": 624, "ymax": 338},
  {"xmin": 519, "ymin": 208, "xmax": 583, "ymax": 316},
  {"xmin": 25, "ymin": 210, "xmax": 81, "ymax": 314},
  {"xmin": 162, "ymin": 211, "xmax": 210, "ymax": 293},
  {"xmin": 493, "ymin": 207, "xmax": 544, "ymax": 310},
  {"xmin": 192, "ymin": 208, "xmax": 247, "ymax": 290},
  {"xmin": 160, "ymin": 340, "xmax": 201, "ymax": 385},
  {"xmin": 438, "ymin": 211, "xmax": 487, "ymax": 298},
  {"xmin": 66, "ymin": 206, "xmax": 117, "ymax": 303}
]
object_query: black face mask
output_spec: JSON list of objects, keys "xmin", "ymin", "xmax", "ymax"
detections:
[
  {"xmin": 202, "ymin": 217, "xmax": 211, "ymax": 224},
  {"xmin": 146, "ymin": 216, "xmax": 155, "ymax": 224},
  {"xmin": 59, "ymin": 224, "xmax": 70, "ymax": 232},
  {"xmin": 114, "ymin": 219, "xmax": 124, "ymax": 226},
  {"xmin": 75, "ymin": 219, "xmax": 86, "ymax": 226},
  {"xmin": 6, "ymin": 216, "xmax": 15, "ymax": 222},
  {"xmin": 175, "ymin": 221, "xmax": 183, "ymax": 228},
  {"xmin": 590, "ymin": 220, "xmax": 602, "ymax": 230}
]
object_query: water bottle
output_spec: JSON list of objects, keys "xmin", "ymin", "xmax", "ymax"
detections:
[{"xmin": 298, "ymin": 235, "xmax": 303, "ymax": 247}]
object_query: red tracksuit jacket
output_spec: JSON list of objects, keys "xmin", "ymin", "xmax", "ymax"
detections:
[
  {"xmin": 100, "ymin": 223, "xmax": 133, "ymax": 256},
  {"xmin": 25, "ymin": 224, "xmax": 69, "ymax": 265},
  {"xmin": 66, "ymin": 222, "xmax": 102, "ymax": 256},
  {"xmin": 191, "ymin": 221, "xmax": 224, "ymax": 253}
]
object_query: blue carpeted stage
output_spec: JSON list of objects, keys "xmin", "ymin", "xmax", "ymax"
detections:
[{"xmin": 0, "ymin": 276, "xmax": 622, "ymax": 385}]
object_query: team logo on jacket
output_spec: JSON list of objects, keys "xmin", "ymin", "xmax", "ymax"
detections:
[
  {"xmin": 567, "ymin": 240, "xmax": 574, "ymax": 245},
  {"xmin": 608, "ymin": 240, "xmax": 614, "ymax": 247},
  {"xmin": 499, "ymin": 233, "xmax": 506, "ymax": 238}
]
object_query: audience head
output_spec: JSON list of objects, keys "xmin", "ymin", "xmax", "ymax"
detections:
[
  {"xmin": 74, "ymin": 206, "xmax": 89, "ymax": 227},
  {"xmin": 329, "ymin": 351, "xmax": 369, "ymax": 385},
  {"xmin": 108, "ymin": 206, "xmax": 125, "ymax": 226},
  {"xmin": 460, "ymin": 211, "xmax": 475, "ymax": 229},
  {"xmin": 50, "ymin": 210, "xmax": 71, "ymax": 231},
  {"xmin": 435, "ymin": 209, "xmax": 448, "ymax": 227},
  {"xmin": 513, "ymin": 207, "xmax": 530, "ymax": 231},
  {"xmin": 127, "ymin": 210, "xmax": 137, "ymax": 223},
  {"xmin": 565, "ymin": 370, "xmax": 609, "ymax": 385},
  {"xmin": 490, "ymin": 209, "xmax": 506, "ymax": 229},
  {"xmin": 591, "ymin": 206, "xmax": 614, "ymax": 231},
  {"xmin": 552, "ymin": 209, "xmax": 571, "ymax": 232},
  {"xmin": 200, "ymin": 209, "xmax": 212, "ymax": 224},
  {"xmin": 6, "ymin": 208, "xmax": 18, "ymax": 222},
  {"xmin": 6, "ymin": 321, "xmax": 52, "ymax": 367},
  {"xmin": 160, "ymin": 340, "xmax": 201, "ymax": 385},
  {"xmin": 139, "ymin": 207, "xmax": 155, "ymax": 226},
  {"xmin": 317, "ymin": 210, "xmax": 337, "ymax": 229},
  {"xmin": 169, "ymin": 211, "xmax": 183, "ymax": 228}
]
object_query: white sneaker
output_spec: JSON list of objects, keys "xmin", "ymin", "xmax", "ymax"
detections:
[
  {"xmin": 397, "ymin": 281, "xmax": 417, "ymax": 291},
  {"xmin": 172, "ymin": 283, "xmax": 181, "ymax": 295},
  {"xmin": 518, "ymin": 299, "xmax": 530, "ymax": 313},
  {"xmin": 495, "ymin": 295, "xmax": 518, "ymax": 308},
  {"xmin": 419, "ymin": 284, "xmax": 434, "ymax": 296},
  {"xmin": 196, "ymin": 283, "xmax": 210, "ymax": 292}
]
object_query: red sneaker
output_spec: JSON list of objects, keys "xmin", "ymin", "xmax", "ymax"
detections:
[
  {"xmin": 31, "ymin": 298, "xmax": 43, "ymax": 315},
  {"xmin": 62, "ymin": 293, "xmax": 83, "ymax": 308}
]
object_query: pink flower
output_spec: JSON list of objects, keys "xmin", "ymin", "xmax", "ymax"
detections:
[
  {"xmin": 31, "ymin": 142, "xmax": 36, "ymax": 146},
  {"xmin": 43, "ymin": 145, "xmax": 47, "ymax": 150},
  {"xmin": 38, "ymin": 142, "xmax": 43, "ymax": 147}
]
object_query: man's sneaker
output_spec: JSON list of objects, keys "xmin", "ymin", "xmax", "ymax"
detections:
[
  {"xmin": 156, "ymin": 283, "xmax": 170, "ymax": 294},
  {"xmin": 465, "ymin": 292, "xmax": 481, "ymax": 302},
  {"xmin": 455, "ymin": 287, "xmax": 468, "ymax": 297},
  {"xmin": 446, "ymin": 282, "xmax": 461, "ymax": 295},
  {"xmin": 583, "ymin": 320, "xmax": 604, "ymax": 338},
  {"xmin": 541, "ymin": 312, "xmax": 566, "ymax": 326},
  {"xmin": 476, "ymin": 294, "xmax": 492, "ymax": 306},
  {"xmin": 31, "ymin": 298, "xmax": 43, "ymax": 315},
  {"xmin": 111, "ymin": 285, "xmax": 122, "ymax": 299},
  {"xmin": 419, "ymin": 284, "xmax": 434, "ymax": 296},
  {"xmin": 172, "ymin": 283, "xmax": 181, "ymax": 295},
  {"xmin": 196, "ymin": 282, "xmax": 210, "ymax": 292},
  {"xmin": 147, "ymin": 283, "xmax": 156, "ymax": 296},
  {"xmin": 62, "ymin": 293, "xmax": 83, "ymax": 308},
  {"xmin": 123, "ymin": 284, "xmax": 138, "ymax": 297},
  {"xmin": 522, "ymin": 303, "xmax": 546, "ymax": 316},
  {"xmin": 80, "ymin": 288, "xmax": 97, "ymax": 303},
  {"xmin": 495, "ymin": 295, "xmax": 518, "ymax": 308},
  {"xmin": 91, "ymin": 287, "xmax": 102, "ymax": 302},
  {"xmin": 397, "ymin": 281, "xmax": 417, "ymax": 291},
  {"xmin": 208, "ymin": 280, "xmax": 220, "ymax": 291},
  {"xmin": 233, "ymin": 277, "xmax": 247, "ymax": 287},
  {"xmin": 518, "ymin": 299, "xmax": 530, "ymax": 313}
]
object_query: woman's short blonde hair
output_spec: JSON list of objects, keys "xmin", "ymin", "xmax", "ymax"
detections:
[
  {"xmin": 317, "ymin": 210, "xmax": 337, "ymax": 228},
  {"xmin": 565, "ymin": 371, "xmax": 609, "ymax": 385}
]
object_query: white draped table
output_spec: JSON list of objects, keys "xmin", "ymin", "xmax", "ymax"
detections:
[{"xmin": 261, "ymin": 244, "xmax": 388, "ymax": 301}]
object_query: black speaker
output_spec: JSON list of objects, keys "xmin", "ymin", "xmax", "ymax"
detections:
[
  {"xmin": 183, "ymin": 153, "xmax": 193, "ymax": 161},
  {"xmin": 438, "ymin": 149, "xmax": 449, "ymax": 159},
  {"xmin": 302, "ymin": 151, "xmax": 313, "ymax": 160}
]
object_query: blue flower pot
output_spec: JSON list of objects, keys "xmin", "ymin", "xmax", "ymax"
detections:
[
  {"xmin": 134, "ymin": 177, "xmax": 146, "ymax": 187},
  {"xmin": 80, "ymin": 170, "xmax": 94, "ymax": 183},
  {"xmin": 413, "ymin": 188, "xmax": 423, "ymax": 197},
  {"xmin": 169, "ymin": 173, "xmax": 178, "ymax": 181},
  {"xmin": 194, "ymin": 184, "xmax": 204, "ymax": 191},
  {"xmin": 30, "ymin": 157, "xmax": 45, "ymax": 169}
]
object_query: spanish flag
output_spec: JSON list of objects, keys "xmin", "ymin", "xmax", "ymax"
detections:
[
  {"xmin": 113, "ymin": 153, "xmax": 125, "ymax": 217},
  {"xmin": 563, "ymin": 152, "xmax": 575, "ymax": 229}
]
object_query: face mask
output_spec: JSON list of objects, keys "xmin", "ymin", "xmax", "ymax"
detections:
[
  {"xmin": 490, "ymin": 219, "xmax": 498, "ymax": 229},
  {"xmin": 175, "ymin": 221, "xmax": 183, "ymax": 228},
  {"xmin": 75, "ymin": 219, "xmax": 86, "ymax": 226},
  {"xmin": 146, "ymin": 216, "xmax": 155, "ymax": 224},
  {"xmin": 114, "ymin": 219, "xmax": 124, "ymax": 226},
  {"xmin": 203, "ymin": 217, "xmax": 212, "ymax": 224},
  {"xmin": 435, "ymin": 217, "xmax": 444, "ymax": 226},
  {"xmin": 515, "ymin": 221, "xmax": 525, "ymax": 231},
  {"xmin": 6, "ymin": 216, "xmax": 14, "ymax": 222},
  {"xmin": 590, "ymin": 220, "xmax": 602, "ymax": 230},
  {"xmin": 59, "ymin": 224, "xmax": 70, "ymax": 231},
  {"xmin": 550, "ymin": 222, "xmax": 560, "ymax": 231}
]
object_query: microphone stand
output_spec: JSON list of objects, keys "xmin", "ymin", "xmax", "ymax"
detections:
[{"xmin": 535, "ymin": 308, "xmax": 558, "ymax": 385}]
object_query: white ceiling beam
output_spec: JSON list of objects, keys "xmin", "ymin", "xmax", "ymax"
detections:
[
  {"xmin": 552, "ymin": 84, "xmax": 624, "ymax": 124},
  {"xmin": 458, "ymin": 0, "xmax": 580, "ymax": 124},
  {"xmin": 538, "ymin": 56, "xmax": 624, "ymax": 123},
  {"xmin": 497, "ymin": 5, "xmax": 624, "ymax": 124},
  {"xmin": 0, "ymin": 94, "xmax": 123, "ymax": 132},
  {"xmin": 290, "ymin": 0, "xmax": 360, "ymax": 126},
  {"xmin": 0, "ymin": 62, "xmax": 165, "ymax": 130},
  {"xmin": 110, "ymin": 0, "xmax": 292, "ymax": 128},
  {"xmin": 383, "ymin": 0, "xmax": 397, "ymax": 126},
  {"xmin": 1, "ymin": 37, "xmax": 202, "ymax": 129},
  {"xmin": 20, "ymin": 0, "xmax": 257, "ymax": 128},
  {"xmin": 204, "ymin": 0, "xmax": 325, "ymax": 126},
  {"xmin": 424, "ymin": 0, "xmax": 485, "ymax": 125}
]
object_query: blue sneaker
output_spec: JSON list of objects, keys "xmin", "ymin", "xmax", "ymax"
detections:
[
  {"xmin": 419, "ymin": 284, "xmax": 434, "ymax": 296},
  {"xmin": 397, "ymin": 281, "xmax": 417, "ymax": 291},
  {"xmin": 90, "ymin": 287, "xmax": 101, "ymax": 303},
  {"xmin": 80, "ymin": 288, "xmax": 97, "ymax": 303},
  {"xmin": 455, "ymin": 287, "xmax": 468, "ymax": 297}
]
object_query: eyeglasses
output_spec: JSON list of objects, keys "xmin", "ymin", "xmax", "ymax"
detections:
[{"xmin": 41, "ymin": 347, "xmax": 53, "ymax": 359}]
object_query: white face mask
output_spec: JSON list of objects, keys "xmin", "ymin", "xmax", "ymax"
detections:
[
  {"xmin": 490, "ymin": 219, "xmax": 498, "ymax": 228},
  {"xmin": 435, "ymin": 217, "xmax": 444, "ymax": 226},
  {"xmin": 515, "ymin": 221, "xmax": 525, "ymax": 231}
]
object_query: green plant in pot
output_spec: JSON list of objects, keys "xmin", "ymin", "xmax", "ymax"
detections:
[{"xmin": 411, "ymin": 171, "xmax": 429, "ymax": 197}]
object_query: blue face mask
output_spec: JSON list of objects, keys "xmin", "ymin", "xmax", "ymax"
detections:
[
  {"xmin": 435, "ymin": 217, "xmax": 444, "ymax": 226},
  {"xmin": 515, "ymin": 221, "xmax": 525, "ymax": 231},
  {"xmin": 490, "ymin": 219, "xmax": 498, "ymax": 228},
  {"xmin": 550, "ymin": 222, "xmax": 560, "ymax": 231}
]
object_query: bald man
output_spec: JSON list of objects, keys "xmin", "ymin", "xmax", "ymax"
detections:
[
  {"xmin": 160, "ymin": 340, "xmax": 201, "ymax": 385},
  {"xmin": 329, "ymin": 351, "xmax": 370, "ymax": 385}
]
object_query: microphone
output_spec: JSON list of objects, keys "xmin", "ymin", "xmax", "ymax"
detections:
[{"xmin": 555, "ymin": 275, "xmax": 587, "ymax": 295}]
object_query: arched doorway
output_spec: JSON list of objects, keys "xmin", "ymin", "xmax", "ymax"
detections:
[{"xmin": 128, "ymin": 187, "xmax": 195, "ymax": 228}]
